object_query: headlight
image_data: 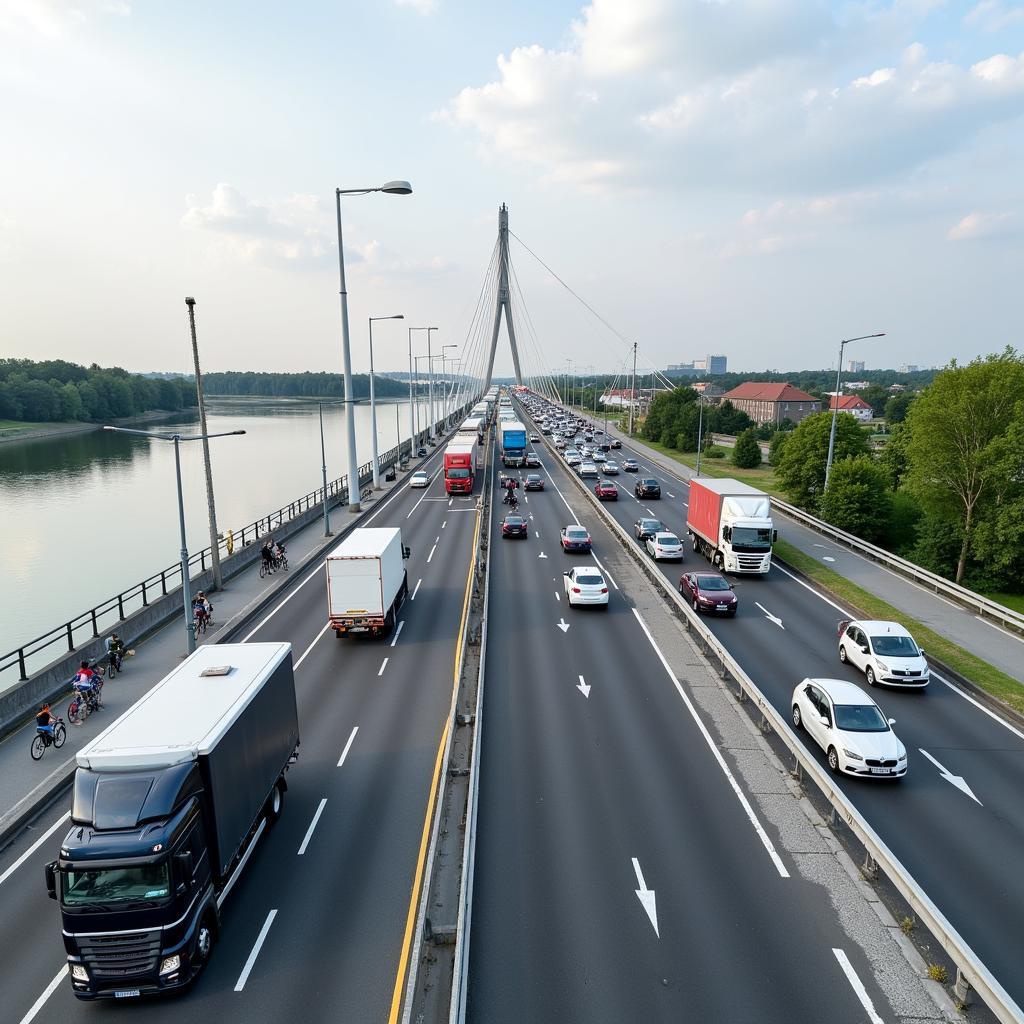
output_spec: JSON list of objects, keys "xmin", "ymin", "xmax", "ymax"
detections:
[
  {"xmin": 70, "ymin": 963, "xmax": 89, "ymax": 982},
  {"xmin": 160, "ymin": 955, "xmax": 181, "ymax": 975},
  {"xmin": 897, "ymin": 750, "xmax": 907, "ymax": 762},
  {"xmin": 876, "ymin": 661, "xmax": 889, "ymax": 673},
  {"xmin": 842, "ymin": 749, "xmax": 863, "ymax": 761}
]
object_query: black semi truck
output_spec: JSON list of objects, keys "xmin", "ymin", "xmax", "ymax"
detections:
[{"xmin": 46, "ymin": 642, "xmax": 299, "ymax": 1000}]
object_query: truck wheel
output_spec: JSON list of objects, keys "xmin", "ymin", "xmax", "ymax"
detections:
[
  {"xmin": 266, "ymin": 780, "xmax": 285, "ymax": 824},
  {"xmin": 194, "ymin": 912, "xmax": 216, "ymax": 971}
]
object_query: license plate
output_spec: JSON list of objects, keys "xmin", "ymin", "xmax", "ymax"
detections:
[
  {"xmin": 716, "ymin": 605, "xmax": 728, "ymax": 611},
  {"xmin": 348, "ymin": 626, "xmax": 368, "ymax": 633},
  {"xmin": 114, "ymin": 990, "xmax": 141, "ymax": 999},
  {"xmin": 869, "ymin": 767, "xmax": 891, "ymax": 775}
]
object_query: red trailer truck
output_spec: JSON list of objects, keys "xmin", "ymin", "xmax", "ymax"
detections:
[
  {"xmin": 444, "ymin": 442, "xmax": 477, "ymax": 495},
  {"xmin": 686, "ymin": 478, "xmax": 776, "ymax": 574}
]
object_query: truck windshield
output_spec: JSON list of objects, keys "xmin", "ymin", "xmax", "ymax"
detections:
[
  {"xmin": 63, "ymin": 863, "xmax": 170, "ymax": 907},
  {"xmin": 446, "ymin": 468, "xmax": 471, "ymax": 479},
  {"xmin": 731, "ymin": 526, "xmax": 773, "ymax": 551}
]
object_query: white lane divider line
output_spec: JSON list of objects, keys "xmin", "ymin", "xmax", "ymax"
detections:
[
  {"xmin": 411, "ymin": 578, "xmax": 423, "ymax": 600},
  {"xmin": 390, "ymin": 620, "xmax": 405, "ymax": 647},
  {"xmin": 427, "ymin": 544, "xmax": 437, "ymax": 563},
  {"xmin": 19, "ymin": 966, "xmax": 68, "ymax": 1024},
  {"xmin": 435, "ymin": 535, "xmax": 440, "ymax": 543},
  {"xmin": 234, "ymin": 909, "xmax": 278, "ymax": 991},
  {"xmin": 666, "ymin": 492, "xmax": 676, "ymax": 499},
  {"xmin": 242, "ymin": 563, "xmax": 322, "ymax": 642},
  {"xmin": 442, "ymin": 520, "xmax": 447, "ymax": 529},
  {"xmin": 832, "ymin": 949, "xmax": 884, "ymax": 1024},
  {"xmin": 974, "ymin": 615, "xmax": 1024, "ymax": 645},
  {"xmin": 592, "ymin": 554, "xmax": 619, "ymax": 591},
  {"xmin": 631, "ymin": 607, "xmax": 790, "ymax": 879},
  {"xmin": 337, "ymin": 726, "xmax": 359, "ymax": 767},
  {"xmin": 0, "ymin": 811, "xmax": 70, "ymax": 888},
  {"xmin": 555, "ymin": 591, "xmax": 561, "ymax": 601},
  {"xmin": 378, "ymin": 657, "xmax": 389, "ymax": 677},
  {"xmin": 294, "ymin": 621, "xmax": 332, "ymax": 670},
  {"xmin": 297, "ymin": 799, "xmax": 328, "ymax": 856}
]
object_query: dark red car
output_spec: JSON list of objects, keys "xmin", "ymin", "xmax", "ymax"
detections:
[
  {"xmin": 678, "ymin": 571, "xmax": 738, "ymax": 616},
  {"xmin": 594, "ymin": 481, "xmax": 618, "ymax": 501},
  {"xmin": 560, "ymin": 526, "xmax": 592, "ymax": 552}
]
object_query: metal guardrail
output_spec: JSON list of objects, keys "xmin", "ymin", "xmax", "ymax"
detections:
[
  {"xmin": 524, "ymin": 400, "xmax": 1024, "ymax": 1024},
  {"xmin": 773, "ymin": 497, "xmax": 1024, "ymax": 637},
  {"xmin": 0, "ymin": 401, "xmax": 478, "ymax": 684}
]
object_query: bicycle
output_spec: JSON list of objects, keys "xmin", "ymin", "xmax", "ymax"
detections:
[
  {"xmin": 259, "ymin": 557, "xmax": 274, "ymax": 579},
  {"xmin": 272, "ymin": 546, "xmax": 289, "ymax": 572},
  {"xmin": 30, "ymin": 718, "xmax": 66, "ymax": 760},
  {"xmin": 360, "ymin": 486, "xmax": 374, "ymax": 501},
  {"xmin": 68, "ymin": 679, "xmax": 103, "ymax": 725},
  {"xmin": 193, "ymin": 608, "xmax": 210, "ymax": 640}
]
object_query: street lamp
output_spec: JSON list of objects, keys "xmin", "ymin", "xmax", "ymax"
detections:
[
  {"xmin": 426, "ymin": 327, "xmax": 439, "ymax": 441},
  {"xmin": 440, "ymin": 344, "xmax": 457, "ymax": 422},
  {"xmin": 104, "ymin": 425, "xmax": 245, "ymax": 655},
  {"xmin": 369, "ymin": 314, "xmax": 404, "ymax": 489},
  {"xmin": 824, "ymin": 332, "xmax": 886, "ymax": 491},
  {"xmin": 413, "ymin": 355, "xmax": 431, "ymax": 450},
  {"xmin": 335, "ymin": 180, "xmax": 412, "ymax": 512},
  {"xmin": 408, "ymin": 327, "xmax": 435, "ymax": 456}
]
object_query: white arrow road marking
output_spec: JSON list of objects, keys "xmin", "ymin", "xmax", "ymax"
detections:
[
  {"xmin": 577, "ymin": 674, "xmax": 591, "ymax": 698},
  {"xmin": 557, "ymin": 618, "xmax": 571, "ymax": 633},
  {"xmin": 918, "ymin": 749, "xmax": 982, "ymax": 805},
  {"xmin": 631, "ymin": 858, "xmax": 659, "ymax": 937},
  {"xmin": 755, "ymin": 602, "xmax": 785, "ymax": 628},
  {"xmin": 538, "ymin": 551, "xmax": 548, "ymax": 559}
]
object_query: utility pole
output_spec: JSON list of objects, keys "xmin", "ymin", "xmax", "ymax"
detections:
[
  {"xmin": 185, "ymin": 297, "xmax": 223, "ymax": 590},
  {"xmin": 627, "ymin": 341, "xmax": 638, "ymax": 435}
]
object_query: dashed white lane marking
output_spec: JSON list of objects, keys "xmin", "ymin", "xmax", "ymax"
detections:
[
  {"xmin": 294, "ymin": 621, "xmax": 332, "ymax": 669},
  {"xmin": 974, "ymin": 615, "xmax": 1024, "ymax": 645},
  {"xmin": 297, "ymin": 798, "xmax": 328, "ymax": 856},
  {"xmin": 427, "ymin": 544, "xmax": 437, "ymax": 563},
  {"xmin": 390, "ymin": 620, "xmax": 405, "ymax": 647},
  {"xmin": 832, "ymin": 949, "xmax": 885, "ymax": 1024},
  {"xmin": 337, "ymin": 726, "xmax": 359, "ymax": 767},
  {"xmin": 0, "ymin": 812, "xmax": 70, "ymax": 889},
  {"xmin": 378, "ymin": 657, "xmax": 389, "ymax": 676},
  {"xmin": 18, "ymin": 966, "xmax": 67, "ymax": 1024},
  {"xmin": 592, "ymin": 554, "xmax": 619, "ymax": 591},
  {"xmin": 234, "ymin": 909, "xmax": 278, "ymax": 991},
  {"xmin": 411, "ymin": 578, "xmax": 423, "ymax": 600}
]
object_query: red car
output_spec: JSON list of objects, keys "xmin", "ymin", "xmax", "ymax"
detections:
[
  {"xmin": 678, "ymin": 571, "xmax": 738, "ymax": 616},
  {"xmin": 560, "ymin": 526, "xmax": 592, "ymax": 552},
  {"xmin": 594, "ymin": 481, "xmax": 618, "ymax": 501}
]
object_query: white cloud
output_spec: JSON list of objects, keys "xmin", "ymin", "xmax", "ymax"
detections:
[
  {"xmin": 947, "ymin": 210, "xmax": 1018, "ymax": 239},
  {"xmin": 965, "ymin": 1, "xmax": 1024, "ymax": 32},
  {"xmin": 442, "ymin": 0, "xmax": 1024, "ymax": 195},
  {"xmin": 0, "ymin": 0, "xmax": 130, "ymax": 37},
  {"xmin": 394, "ymin": 0, "xmax": 437, "ymax": 14}
]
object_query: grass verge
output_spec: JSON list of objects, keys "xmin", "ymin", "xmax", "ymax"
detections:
[
  {"xmin": 0, "ymin": 419, "xmax": 63, "ymax": 436},
  {"xmin": 635, "ymin": 436, "xmax": 784, "ymax": 496},
  {"xmin": 775, "ymin": 539, "xmax": 1024, "ymax": 717},
  {"xmin": 984, "ymin": 591, "xmax": 1024, "ymax": 615}
]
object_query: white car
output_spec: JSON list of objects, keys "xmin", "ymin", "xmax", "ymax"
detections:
[
  {"xmin": 603, "ymin": 461, "xmax": 619, "ymax": 475},
  {"xmin": 554, "ymin": 437, "xmax": 565, "ymax": 449},
  {"xmin": 837, "ymin": 620, "xmax": 929, "ymax": 688},
  {"xmin": 410, "ymin": 470, "xmax": 430, "ymax": 488},
  {"xmin": 592, "ymin": 450, "xmax": 606, "ymax": 464},
  {"xmin": 563, "ymin": 566, "xmax": 609, "ymax": 608},
  {"xmin": 646, "ymin": 531, "xmax": 683, "ymax": 561},
  {"xmin": 791, "ymin": 678, "xmax": 907, "ymax": 778},
  {"xmin": 565, "ymin": 452, "xmax": 582, "ymax": 467},
  {"xmin": 578, "ymin": 462, "xmax": 599, "ymax": 478}
]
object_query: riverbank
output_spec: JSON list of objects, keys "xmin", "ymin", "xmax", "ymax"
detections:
[{"xmin": 0, "ymin": 409, "xmax": 186, "ymax": 447}]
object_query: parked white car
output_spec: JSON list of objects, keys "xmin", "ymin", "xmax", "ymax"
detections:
[
  {"xmin": 792, "ymin": 678, "xmax": 906, "ymax": 778},
  {"xmin": 410, "ymin": 470, "xmax": 430, "ymax": 488},
  {"xmin": 645, "ymin": 531, "xmax": 683, "ymax": 561},
  {"xmin": 837, "ymin": 620, "xmax": 929, "ymax": 688},
  {"xmin": 563, "ymin": 567, "xmax": 609, "ymax": 608}
]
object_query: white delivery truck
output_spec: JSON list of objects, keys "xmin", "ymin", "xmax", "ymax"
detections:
[{"xmin": 326, "ymin": 527, "xmax": 409, "ymax": 638}]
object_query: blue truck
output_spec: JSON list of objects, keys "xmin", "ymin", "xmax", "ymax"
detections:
[{"xmin": 499, "ymin": 420, "xmax": 528, "ymax": 467}]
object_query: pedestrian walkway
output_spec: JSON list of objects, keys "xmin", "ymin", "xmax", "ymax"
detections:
[
  {"xmin": 604, "ymin": 422, "xmax": 1024, "ymax": 686},
  {"xmin": 0, "ymin": 478, "xmax": 402, "ymax": 836}
]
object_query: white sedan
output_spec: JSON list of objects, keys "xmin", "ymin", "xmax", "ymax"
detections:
[
  {"xmin": 791, "ymin": 678, "xmax": 907, "ymax": 778},
  {"xmin": 645, "ymin": 531, "xmax": 683, "ymax": 561},
  {"xmin": 837, "ymin": 619, "xmax": 929, "ymax": 688},
  {"xmin": 563, "ymin": 567, "xmax": 609, "ymax": 608},
  {"xmin": 410, "ymin": 470, "xmax": 430, "ymax": 488}
]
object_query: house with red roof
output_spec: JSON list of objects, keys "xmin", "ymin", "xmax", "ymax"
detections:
[
  {"xmin": 828, "ymin": 394, "xmax": 874, "ymax": 423},
  {"xmin": 720, "ymin": 382, "xmax": 821, "ymax": 425}
]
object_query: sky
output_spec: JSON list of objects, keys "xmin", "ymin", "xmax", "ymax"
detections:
[{"xmin": 1, "ymin": 0, "xmax": 1022, "ymax": 382}]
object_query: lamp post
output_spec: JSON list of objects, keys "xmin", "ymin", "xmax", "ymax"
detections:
[
  {"xmin": 425, "ymin": 327, "xmax": 440, "ymax": 441},
  {"xmin": 368, "ymin": 314, "xmax": 404, "ymax": 489},
  {"xmin": 824, "ymin": 332, "xmax": 886, "ymax": 491},
  {"xmin": 334, "ymin": 180, "xmax": 412, "ymax": 512},
  {"xmin": 440, "ymin": 344, "xmax": 457, "ymax": 423},
  {"xmin": 103, "ymin": 425, "xmax": 244, "ymax": 655},
  {"xmin": 413, "ymin": 355, "xmax": 431, "ymax": 451}
]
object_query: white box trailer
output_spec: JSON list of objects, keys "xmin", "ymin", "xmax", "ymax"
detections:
[{"xmin": 326, "ymin": 527, "xmax": 409, "ymax": 638}]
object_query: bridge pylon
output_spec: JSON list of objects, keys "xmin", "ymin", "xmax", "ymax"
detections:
[{"xmin": 483, "ymin": 204, "xmax": 523, "ymax": 389}]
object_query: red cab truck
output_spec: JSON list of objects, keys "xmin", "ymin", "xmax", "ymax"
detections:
[
  {"xmin": 444, "ymin": 442, "xmax": 476, "ymax": 495},
  {"xmin": 686, "ymin": 478, "xmax": 776, "ymax": 574}
]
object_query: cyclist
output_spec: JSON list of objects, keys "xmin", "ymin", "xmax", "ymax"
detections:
[
  {"xmin": 260, "ymin": 540, "xmax": 275, "ymax": 575},
  {"xmin": 273, "ymin": 541, "xmax": 287, "ymax": 568},
  {"xmin": 71, "ymin": 661, "xmax": 102, "ymax": 719},
  {"xmin": 193, "ymin": 591, "xmax": 212, "ymax": 619},
  {"xmin": 36, "ymin": 703, "xmax": 56, "ymax": 742},
  {"xmin": 104, "ymin": 632, "xmax": 125, "ymax": 673}
]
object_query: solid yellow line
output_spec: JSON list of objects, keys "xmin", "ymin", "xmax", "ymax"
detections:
[{"xmin": 387, "ymin": 506, "xmax": 482, "ymax": 1024}]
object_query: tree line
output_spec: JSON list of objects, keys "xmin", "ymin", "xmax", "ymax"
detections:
[
  {"xmin": 0, "ymin": 361, "xmax": 409, "ymax": 424},
  {"xmin": 0, "ymin": 359, "xmax": 197, "ymax": 422}
]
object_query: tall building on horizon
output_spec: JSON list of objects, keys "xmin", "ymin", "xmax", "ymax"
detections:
[
  {"xmin": 666, "ymin": 353, "xmax": 727, "ymax": 376},
  {"xmin": 847, "ymin": 359, "xmax": 865, "ymax": 373}
]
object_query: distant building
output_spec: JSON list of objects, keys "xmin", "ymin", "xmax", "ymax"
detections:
[
  {"xmin": 721, "ymin": 382, "xmax": 821, "ymax": 425},
  {"xmin": 888, "ymin": 383, "xmax": 907, "ymax": 393},
  {"xmin": 898, "ymin": 364, "xmax": 919, "ymax": 373},
  {"xmin": 665, "ymin": 353, "xmax": 727, "ymax": 376},
  {"xmin": 845, "ymin": 380, "xmax": 871, "ymax": 390},
  {"xmin": 828, "ymin": 394, "xmax": 874, "ymax": 423},
  {"xmin": 706, "ymin": 354, "xmax": 727, "ymax": 374},
  {"xmin": 847, "ymin": 359, "xmax": 865, "ymax": 373}
]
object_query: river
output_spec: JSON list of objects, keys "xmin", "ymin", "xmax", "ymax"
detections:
[{"xmin": 0, "ymin": 396, "xmax": 432, "ymax": 665}]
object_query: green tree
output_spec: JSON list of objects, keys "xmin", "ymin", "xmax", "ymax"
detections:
[
  {"xmin": 879, "ymin": 422, "xmax": 910, "ymax": 489},
  {"xmin": 775, "ymin": 412, "xmax": 870, "ymax": 507},
  {"xmin": 905, "ymin": 349, "xmax": 1024, "ymax": 583},
  {"xmin": 732, "ymin": 427, "xmax": 762, "ymax": 468},
  {"xmin": 884, "ymin": 392, "xmax": 914, "ymax": 423},
  {"xmin": 859, "ymin": 383, "xmax": 889, "ymax": 417},
  {"xmin": 818, "ymin": 456, "xmax": 893, "ymax": 543},
  {"xmin": 768, "ymin": 430, "xmax": 789, "ymax": 466},
  {"xmin": 59, "ymin": 381, "xmax": 85, "ymax": 420}
]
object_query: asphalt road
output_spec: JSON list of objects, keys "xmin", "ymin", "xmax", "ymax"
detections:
[
  {"xmin": 467, "ymin": 435, "xmax": 900, "ymax": 1023},
  {"xmin": 0, "ymin": 440, "xmax": 480, "ymax": 1024},
  {"xmin": 525, "ymin": 403, "xmax": 1024, "ymax": 1010}
]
